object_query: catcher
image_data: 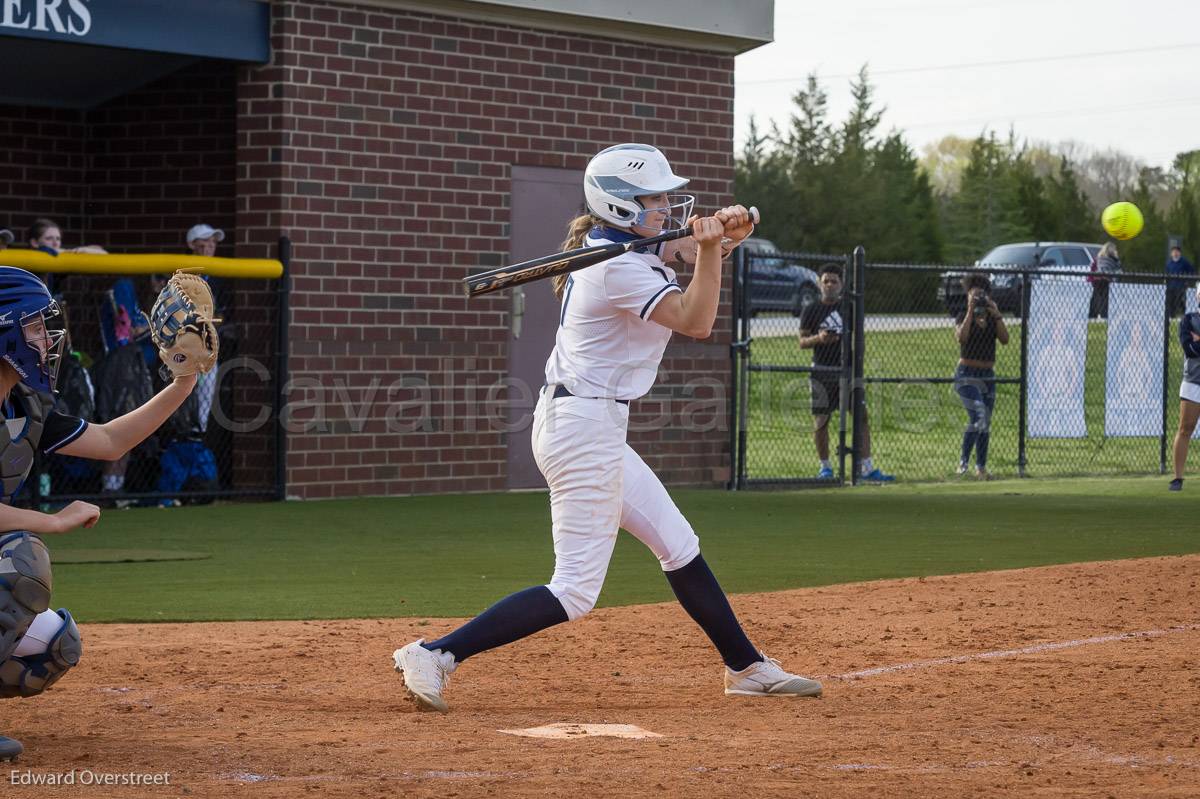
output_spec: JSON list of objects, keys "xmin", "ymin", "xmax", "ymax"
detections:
[{"xmin": 0, "ymin": 268, "xmax": 218, "ymax": 761}]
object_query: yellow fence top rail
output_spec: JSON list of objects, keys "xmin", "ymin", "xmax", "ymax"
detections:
[{"xmin": 0, "ymin": 250, "xmax": 284, "ymax": 279}]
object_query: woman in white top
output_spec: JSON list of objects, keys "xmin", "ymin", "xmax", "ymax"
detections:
[{"xmin": 394, "ymin": 144, "xmax": 822, "ymax": 712}]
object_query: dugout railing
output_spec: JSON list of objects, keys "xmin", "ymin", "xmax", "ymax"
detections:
[
  {"xmin": 731, "ymin": 246, "xmax": 1196, "ymax": 488},
  {"xmin": 9, "ymin": 238, "xmax": 291, "ymax": 509}
]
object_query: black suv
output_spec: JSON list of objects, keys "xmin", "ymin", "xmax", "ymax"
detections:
[
  {"xmin": 741, "ymin": 238, "xmax": 821, "ymax": 316},
  {"xmin": 937, "ymin": 242, "xmax": 1102, "ymax": 315}
]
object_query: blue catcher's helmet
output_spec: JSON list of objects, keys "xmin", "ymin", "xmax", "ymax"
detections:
[{"xmin": 0, "ymin": 267, "xmax": 67, "ymax": 396}]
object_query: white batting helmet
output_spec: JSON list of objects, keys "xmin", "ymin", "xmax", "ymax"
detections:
[{"xmin": 583, "ymin": 144, "xmax": 694, "ymax": 230}]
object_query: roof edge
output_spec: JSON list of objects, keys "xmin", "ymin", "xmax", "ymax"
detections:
[{"xmin": 319, "ymin": 0, "xmax": 773, "ymax": 55}]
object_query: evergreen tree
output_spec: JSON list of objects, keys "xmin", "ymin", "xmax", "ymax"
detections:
[
  {"xmin": 1123, "ymin": 172, "xmax": 1170, "ymax": 271},
  {"xmin": 872, "ymin": 132, "xmax": 942, "ymax": 262},
  {"xmin": 1167, "ymin": 150, "xmax": 1200, "ymax": 264},
  {"xmin": 734, "ymin": 117, "xmax": 794, "ymax": 246},
  {"xmin": 942, "ymin": 134, "xmax": 1032, "ymax": 263},
  {"xmin": 782, "ymin": 74, "xmax": 835, "ymax": 251},
  {"xmin": 1008, "ymin": 147, "xmax": 1052, "ymax": 241},
  {"xmin": 827, "ymin": 67, "xmax": 885, "ymax": 251},
  {"xmin": 1043, "ymin": 156, "xmax": 1095, "ymax": 243}
]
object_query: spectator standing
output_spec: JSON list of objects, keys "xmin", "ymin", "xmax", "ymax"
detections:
[
  {"xmin": 1167, "ymin": 245, "xmax": 1195, "ymax": 317},
  {"xmin": 183, "ymin": 224, "xmax": 237, "ymax": 487},
  {"xmin": 954, "ymin": 274, "xmax": 1010, "ymax": 479},
  {"xmin": 1089, "ymin": 242, "xmax": 1121, "ymax": 319},
  {"xmin": 93, "ymin": 281, "xmax": 155, "ymax": 503},
  {"xmin": 0, "ymin": 229, "xmax": 13, "ymax": 251},
  {"xmin": 797, "ymin": 263, "xmax": 894, "ymax": 482}
]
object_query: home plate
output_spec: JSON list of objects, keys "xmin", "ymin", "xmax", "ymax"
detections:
[{"xmin": 499, "ymin": 723, "xmax": 662, "ymax": 740}]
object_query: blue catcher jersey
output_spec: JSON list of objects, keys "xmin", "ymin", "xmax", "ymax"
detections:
[{"xmin": 0, "ymin": 384, "xmax": 88, "ymax": 505}]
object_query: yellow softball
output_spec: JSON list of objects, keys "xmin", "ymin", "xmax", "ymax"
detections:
[{"xmin": 1101, "ymin": 201, "xmax": 1144, "ymax": 240}]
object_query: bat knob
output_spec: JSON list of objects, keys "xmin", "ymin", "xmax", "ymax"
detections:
[{"xmin": 749, "ymin": 206, "xmax": 760, "ymax": 225}]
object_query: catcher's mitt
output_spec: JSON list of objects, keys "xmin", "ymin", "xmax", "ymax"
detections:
[{"xmin": 149, "ymin": 271, "xmax": 220, "ymax": 379}]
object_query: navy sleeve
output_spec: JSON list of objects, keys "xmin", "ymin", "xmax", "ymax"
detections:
[
  {"xmin": 41, "ymin": 412, "xmax": 88, "ymax": 454},
  {"xmin": 1180, "ymin": 316, "xmax": 1200, "ymax": 358}
]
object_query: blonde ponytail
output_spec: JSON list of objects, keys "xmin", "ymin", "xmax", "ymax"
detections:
[{"xmin": 553, "ymin": 214, "xmax": 604, "ymax": 298}]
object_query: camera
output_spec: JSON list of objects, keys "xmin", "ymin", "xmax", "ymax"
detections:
[{"xmin": 971, "ymin": 292, "xmax": 990, "ymax": 319}]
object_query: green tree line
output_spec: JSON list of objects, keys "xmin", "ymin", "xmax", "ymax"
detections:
[{"xmin": 736, "ymin": 68, "xmax": 1200, "ymax": 276}]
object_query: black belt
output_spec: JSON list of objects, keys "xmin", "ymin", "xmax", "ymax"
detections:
[{"xmin": 550, "ymin": 385, "xmax": 629, "ymax": 405}]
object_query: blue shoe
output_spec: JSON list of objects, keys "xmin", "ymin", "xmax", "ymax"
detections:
[
  {"xmin": 862, "ymin": 468, "xmax": 895, "ymax": 483},
  {"xmin": 0, "ymin": 735, "xmax": 21, "ymax": 762},
  {"xmin": 816, "ymin": 466, "xmax": 835, "ymax": 480}
]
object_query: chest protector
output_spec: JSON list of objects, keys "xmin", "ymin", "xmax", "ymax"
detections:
[{"xmin": 0, "ymin": 384, "xmax": 49, "ymax": 506}]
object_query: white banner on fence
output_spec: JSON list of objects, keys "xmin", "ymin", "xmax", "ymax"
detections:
[
  {"xmin": 1028, "ymin": 279, "xmax": 1090, "ymax": 438},
  {"xmin": 1105, "ymin": 283, "xmax": 1164, "ymax": 437}
]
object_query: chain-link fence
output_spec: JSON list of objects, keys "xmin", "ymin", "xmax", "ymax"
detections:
[
  {"xmin": 20, "ymin": 241, "xmax": 289, "ymax": 509},
  {"xmin": 732, "ymin": 246, "xmax": 1200, "ymax": 487},
  {"xmin": 731, "ymin": 249, "xmax": 853, "ymax": 486}
]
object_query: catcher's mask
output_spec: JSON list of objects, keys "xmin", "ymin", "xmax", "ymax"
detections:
[{"xmin": 0, "ymin": 267, "xmax": 67, "ymax": 395}]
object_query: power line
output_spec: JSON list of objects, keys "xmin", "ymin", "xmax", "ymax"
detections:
[
  {"xmin": 901, "ymin": 96, "xmax": 1200, "ymax": 130},
  {"xmin": 737, "ymin": 42, "xmax": 1200, "ymax": 86}
]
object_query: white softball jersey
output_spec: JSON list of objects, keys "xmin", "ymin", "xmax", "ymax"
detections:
[
  {"xmin": 533, "ymin": 226, "xmax": 700, "ymax": 620},
  {"xmin": 542, "ymin": 229, "xmax": 681, "ymax": 401}
]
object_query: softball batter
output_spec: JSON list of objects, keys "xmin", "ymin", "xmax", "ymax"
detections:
[{"xmin": 394, "ymin": 143, "xmax": 822, "ymax": 712}]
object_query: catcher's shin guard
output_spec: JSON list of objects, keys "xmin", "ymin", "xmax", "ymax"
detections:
[
  {"xmin": 0, "ymin": 608, "xmax": 81, "ymax": 698},
  {"xmin": 0, "ymin": 533, "xmax": 53, "ymax": 664}
]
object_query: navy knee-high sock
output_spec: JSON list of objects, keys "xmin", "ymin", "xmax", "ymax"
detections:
[
  {"xmin": 422, "ymin": 586, "xmax": 568, "ymax": 663},
  {"xmin": 664, "ymin": 554, "xmax": 761, "ymax": 672}
]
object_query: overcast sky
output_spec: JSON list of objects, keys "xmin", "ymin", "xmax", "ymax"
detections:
[{"xmin": 734, "ymin": 0, "xmax": 1198, "ymax": 169}]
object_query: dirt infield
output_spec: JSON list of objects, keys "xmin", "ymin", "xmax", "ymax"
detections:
[{"xmin": 7, "ymin": 555, "xmax": 1199, "ymax": 798}]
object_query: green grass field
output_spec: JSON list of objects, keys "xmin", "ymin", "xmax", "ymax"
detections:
[
  {"xmin": 44, "ymin": 478, "xmax": 1199, "ymax": 624},
  {"xmin": 744, "ymin": 318, "xmax": 1198, "ymax": 481}
]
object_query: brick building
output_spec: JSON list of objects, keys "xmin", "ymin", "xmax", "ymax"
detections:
[{"xmin": 0, "ymin": 0, "xmax": 772, "ymax": 499}]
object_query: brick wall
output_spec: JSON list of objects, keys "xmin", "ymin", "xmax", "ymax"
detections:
[
  {"xmin": 0, "ymin": 105, "xmax": 86, "ymax": 245},
  {"xmin": 85, "ymin": 62, "xmax": 238, "ymax": 253},
  {"xmin": 0, "ymin": 64, "xmax": 278, "ymax": 493},
  {"xmin": 82, "ymin": 62, "xmax": 277, "ymax": 491},
  {"xmin": 236, "ymin": 0, "xmax": 736, "ymax": 498}
]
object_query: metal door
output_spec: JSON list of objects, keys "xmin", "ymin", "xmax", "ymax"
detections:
[{"xmin": 505, "ymin": 166, "xmax": 583, "ymax": 488}]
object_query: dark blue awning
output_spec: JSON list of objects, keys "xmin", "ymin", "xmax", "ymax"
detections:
[
  {"xmin": 0, "ymin": 0, "xmax": 270, "ymax": 61},
  {"xmin": 0, "ymin": 0, "xmax": 270, "ymax": 108}
]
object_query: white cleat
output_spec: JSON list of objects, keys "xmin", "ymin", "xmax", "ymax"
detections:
[
  {"xmin": 725, "ymin": 653, "xmax": 823, "ymax": 698},
  {"xmin": 392, "ymin": 639, "xmax": 456, "ymax": 713}
]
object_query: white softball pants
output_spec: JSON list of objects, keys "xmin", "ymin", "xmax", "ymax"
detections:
[{"xmin": 532, "ymin": 388, "xmax": 701, "ymax": 621}]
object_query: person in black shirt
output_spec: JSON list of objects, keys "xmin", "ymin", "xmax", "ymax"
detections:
[
  {"xmin": 1167, "ymin": 246, "xmax": 1195, "ymax": 318},
  {"xmin": 954, "ymin": 274, "xmax": 1010, "ymax": 479},
  {"xmin": 798, "ymin": 263, "xmax": 893, "ymax": 481}
]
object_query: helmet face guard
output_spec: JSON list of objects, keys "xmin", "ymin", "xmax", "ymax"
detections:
[
  {"xmin": 19, "ymin": 300, "xmax": 67, "ymax": 394},
  {"xmin": 633, "ymin": 193, "xmax": 695, "ymax": 233}
]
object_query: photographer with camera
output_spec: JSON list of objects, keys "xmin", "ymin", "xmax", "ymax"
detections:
[{"xmin": 953, "ymin": 274, "xmax": 1009, "ymax": 479}]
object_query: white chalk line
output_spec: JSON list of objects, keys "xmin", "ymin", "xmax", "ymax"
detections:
[{"xmin": 834, "ymin": 623, "xmax": 1200, "ymax": 681}]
